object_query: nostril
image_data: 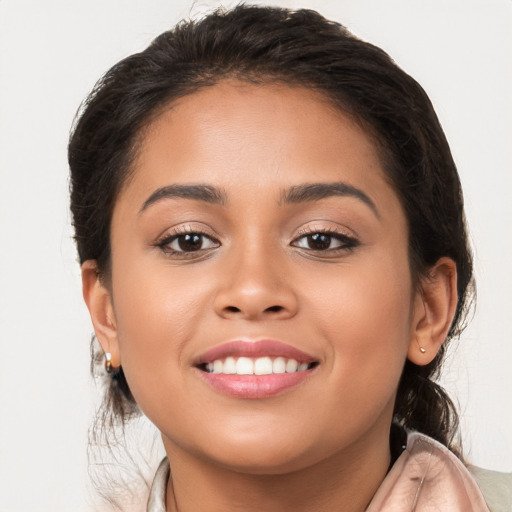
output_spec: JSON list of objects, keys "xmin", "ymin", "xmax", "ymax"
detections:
[{"xmin": 218, "ymin": 303, "xmax": 292, "ymax": 319}]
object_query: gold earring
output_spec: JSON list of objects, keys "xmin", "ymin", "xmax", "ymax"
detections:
[
  {"xmin": 416, "ymin": 338, "xmax": 426, "ymax": 354},
  {"xmin": 104, "ymin": 352, "xmax": 113, "ymax": 373}
]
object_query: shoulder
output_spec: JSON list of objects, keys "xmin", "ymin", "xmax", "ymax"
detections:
[{"xmin": 468, "ymin": 465, "xmax": 512, "ymax": 512}]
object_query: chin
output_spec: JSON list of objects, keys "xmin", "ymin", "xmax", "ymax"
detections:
[
  {"xmin": 194, "ymin": 430, "xmax": 328, "ymax": 475},
  {"xmin": 211, "ymin": 449, "xmax": 312, "ymax": 475}
]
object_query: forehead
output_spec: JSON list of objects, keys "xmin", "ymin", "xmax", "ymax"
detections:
[{"xmin": 121, "ymin": 80, "xmax": 398, "ymax": 211}]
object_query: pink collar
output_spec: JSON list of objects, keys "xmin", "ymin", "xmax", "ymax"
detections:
[{"xmin": 367, "ymin": 432, "xmax": 489, "ymax": 511}]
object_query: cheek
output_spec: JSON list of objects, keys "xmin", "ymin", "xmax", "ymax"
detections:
[
  {"xmin": 306, "ymin": 251, "xmax": 414, "ymax": 389},
  {"xmin": 290, "ymin": 261, "xmax": 413, "ymax": 449},
  {"xmin": 110, "ymin": 256, "xmax": 212, "ymax": 399},
  {"xmin": 114, "ymin": 252, "xmax": 210, "ymax": 330},
  {"xmin": 309, "ymin": 250, "xmax": 412, "ymax": 329}
]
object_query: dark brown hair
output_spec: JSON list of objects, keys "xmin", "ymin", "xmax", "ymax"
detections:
[{"xmin": 69, "ymin": 4, "xmax": 473, "ymax": 463}]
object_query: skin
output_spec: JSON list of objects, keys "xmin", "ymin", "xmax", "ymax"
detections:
[{"xmin": 82, "ymin": 81, "xmax": 457, "ymax": 511}]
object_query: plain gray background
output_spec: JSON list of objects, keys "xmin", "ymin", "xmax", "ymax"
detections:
[{"xmin": 1, "ymin": 0, "xmax": 511, "ymax": 510}]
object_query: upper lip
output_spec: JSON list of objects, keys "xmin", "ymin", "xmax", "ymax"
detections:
[{"xmin": 195, "ymin": 339, "xmax": 317, "ymax": 366}]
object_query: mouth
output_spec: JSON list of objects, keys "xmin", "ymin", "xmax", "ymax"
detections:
[
  {"xmin": 198, "ymin": 357, "xmax": 318, "ymax": 375},
  {"xmin": 194, "ymin": 340, "xmax": 319, "ymax": 399}
]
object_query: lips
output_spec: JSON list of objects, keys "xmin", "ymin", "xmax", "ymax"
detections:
[
  {"xmin": 197, "ymin": 339, "xmax": 316, "ymax": 365},
  {"xmin": 194, "ymin": 339, "xmax": 318, "ymax": 399}
]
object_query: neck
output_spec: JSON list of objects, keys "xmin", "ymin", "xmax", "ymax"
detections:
[{"xmin": 163, "ymin": 428, "xmax": 391, "ymax": 512}]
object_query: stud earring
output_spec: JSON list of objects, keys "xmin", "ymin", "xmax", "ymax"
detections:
[
  {"xmin": 416, "ymin": 338, "xmax": 426, "ymax": 354},
  {"xmin": 104, "ymin": 352, "xmax": 113, "ymax": 373}
]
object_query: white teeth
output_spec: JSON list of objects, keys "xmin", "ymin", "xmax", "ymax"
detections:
[
  {"xmin": 223, "ymin": 356, "xmax": 236, "ymax": 374},
  {"xmin": 272, "ymin": 357, "xmax": 286, "ymax": 374},
  {"xmin": 285, "ymin": 358, "xmax": 298, "ymax": 373},
  {"xmin": 205, "ymin": 356, "xmax": 312, "ymax": 375},
  {"xmin": 236, "ymin": 357, "xmax": 254, "ymax": 375},
  {"xmin": 213, "ymin": 359, "xmax": 223, "ymax": 374},
  {"xmin": 254, "ymin": 357, "xmax": 273, "ymax": 375}
]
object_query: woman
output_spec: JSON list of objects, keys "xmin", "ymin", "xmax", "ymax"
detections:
[{"xmin": 68, "ymin": 5, "xmax": 511, "ymax": 511}]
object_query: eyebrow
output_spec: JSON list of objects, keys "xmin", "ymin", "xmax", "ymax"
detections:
[
  {"xmin": 140, "ymin": 184, "xmax": 226, "ymax": 213},
  {"xmin": 280, "ymin": 182, "xmax": 380, "ymax": 218},
  {"xmin": 139, "ymin": 181, "xmax": 379, "ymax": 218}
]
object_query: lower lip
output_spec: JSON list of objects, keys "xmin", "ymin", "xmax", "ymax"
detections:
[{"xmin": 197, "ymin": 369, "xmax": 314, "ymax": 399}]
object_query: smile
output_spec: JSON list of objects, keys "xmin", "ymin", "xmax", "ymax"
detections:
[{"xmin": 195, "ymin": 340, "xmax": 319, "ymax": 398}]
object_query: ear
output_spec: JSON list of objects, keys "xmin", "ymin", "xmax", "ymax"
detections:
[
  {"xmin": 81, "ymin": 260, "xmax": 121, "ymax": 368},
  {"xmin": 408, "ymin": 257, "xmax": 458, "ymax": 366}
]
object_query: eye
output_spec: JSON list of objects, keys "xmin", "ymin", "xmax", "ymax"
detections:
[
  {"xmin": 292, "ymin": 231, "xmax": 358, "ymax": 252},
  {"xmin": 157, "ymin": 232, "xmax": 220, "ymax": 254}
]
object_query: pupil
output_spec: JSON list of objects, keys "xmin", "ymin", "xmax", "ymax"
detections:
[
  {"xmin": 178, "ymin": 234, "xmax": 202, "ymax": 251},
  {"xmin": 308, "ymin": 233, "xmax": 331, "ymax": 250}
]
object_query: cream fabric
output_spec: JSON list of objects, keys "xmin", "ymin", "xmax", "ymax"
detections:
[
  {"xmin": 147, "ymin": 432, "xmax": 508, "ymax": 511},
  {"xmin": 147, "ymin": 457, "xmax": 170, "ymax": 512},
  {"xmin": 468, "ymin": 465, "xmax": 512, "ymax": 512}
]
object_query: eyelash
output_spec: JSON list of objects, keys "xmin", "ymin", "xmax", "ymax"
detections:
[
  {"xmin": 155, "ymin": 226, "xmax": 220, "ymax": 258},
  {"xmin": 291, "ymin": 227, "xmax": 359, "ymax": 253},
  {"xmin": 154, "ymin": 226, "xmax": 359, "ymax": 258}
]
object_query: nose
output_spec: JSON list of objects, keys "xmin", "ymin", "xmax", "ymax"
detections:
[{"xmin": 213, "ymin": 244, "xmax": 298, "ymax": 321}]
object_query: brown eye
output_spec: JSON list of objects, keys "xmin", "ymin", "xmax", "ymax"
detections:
[
  {"xmin": 305, "ymin": 233, "xmax": 331, "ymax": 250},
  {"xmin": 177, "ymin": 233, "xmax": 203, "ymax": 251},
  {"xmin": 292, "ymin": 231, "xmax": 358, "ymax": 252},
  {"xmin": 159, "ymin": 232, "xmax": 220, "ymax": 253}
]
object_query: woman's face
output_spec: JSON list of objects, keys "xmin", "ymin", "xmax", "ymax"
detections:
[{"xmin": 107, "ymin": 81, "xmax": 420, "ymax": 473}]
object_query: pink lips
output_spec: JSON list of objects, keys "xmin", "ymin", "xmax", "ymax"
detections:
[
  {"xmin": 196, "ymin": 339, "xmax": 316, "ymax": 365},
  {"xmin": 195, "ymin": 339, "xmax": 318, "ymax": 399}
]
